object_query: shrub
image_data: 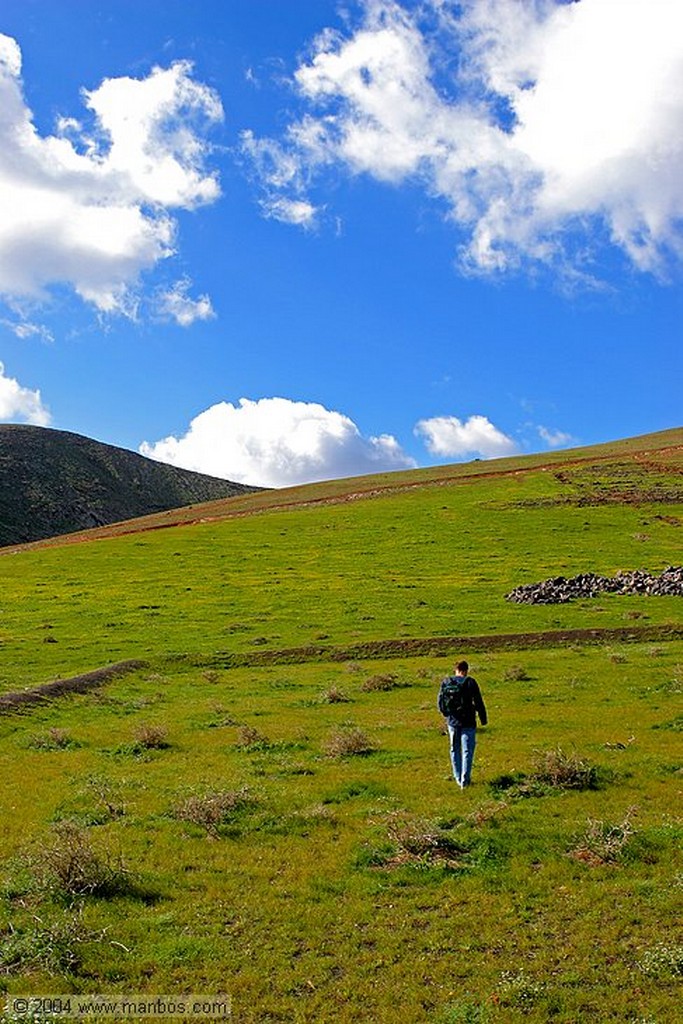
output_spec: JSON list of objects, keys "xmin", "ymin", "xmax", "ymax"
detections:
[
  {"xmin": 236, "ymin": 725, "xmax": 269, "ymax": 749},
  {"xmin": 532, "ymin": 747, "xmax": 600, "ymax": 790},
  {"xmin": 133, "ymin": 723, "xmax": 169, "ymax": 749},
  {"xmin": 502, "ymin": 665, "xmax": 529, "ymax": 682},
  {"xmin": 0, "ymin": 910, "xmax": 96, "ymax": 975},
  {"xmin": 435, "ymin": 1001, "xmax": 491, "ymax": 1024},
  {"xmin": 497, "ymin": 970, "xmax": 544, "ymax": 1011},
  {"xmin": 570, "ymin": 809, "xmax": 637, "ymax": 865},
  {"xmin": 29, "ymin": 822, "xmax": 131, "ymax": 900},
  {"xmin": 27, "ymin": 727, "xmax": 77, "ymax": 751},
  {"xmin": 489, "ymin": 749, "xmax": 604, "ymax": 799},
  {"xmin": 84, "ymin": 774, "xmax": 126, "ymax": 820},
  {"xmin": 361, "ymin": 673, "xmax": 401, "ymax": 692},
  {"xmin": 172, "ymin": 787, "xmax": 254, "ymax": 836},
  {"xmin": 318, "ymin": 685, "xmax": 352, "ymax": 704},
  {"xmin": 385, "ymin": 813, "xmax": 466, "ymax": 865},
  {"xmin": 323, "ymin": 726, "xmax": 376, "ymax": 758}
]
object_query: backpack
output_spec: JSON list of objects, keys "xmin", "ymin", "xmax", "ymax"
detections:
[{"xmin": 439, "ymin": 675, "xmax": 469, "ymax": 719}]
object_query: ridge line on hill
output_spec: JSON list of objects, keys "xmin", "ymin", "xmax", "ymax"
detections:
[{"xmin": 4, "ymin": 440, "xmax": 682, "ymax": 554}]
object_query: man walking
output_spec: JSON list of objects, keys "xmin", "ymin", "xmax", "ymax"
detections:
[{"xmin": 438, "ymin": 660, "xmax": 488, "ymax": 787}]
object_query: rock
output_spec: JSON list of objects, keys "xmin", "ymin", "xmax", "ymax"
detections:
[{"xmin": 505, "ymin": 566, "xmax": 683, "ymax": 604}]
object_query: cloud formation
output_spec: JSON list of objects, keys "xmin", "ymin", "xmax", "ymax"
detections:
[
  {"xmin": 155, "ymin": 278, "xmax": 215, "ymax": 327},
  {"xmin": 0, "ymin": 34, "xmax": 222, "ymax": 317},
  {"xmin": 0, "ymin": 362, "xmax": 50, "ymax": 425},
  {"xmin": 140, "ymin": 396, "xmax": 416, "ymax": 487},
  {"xmin": 415, "ymin": 414, "xmax": 518, "ymax": 459},
  {"xmin": 244, "ymin": 0, "xmax": 683, "ymax": 278}
]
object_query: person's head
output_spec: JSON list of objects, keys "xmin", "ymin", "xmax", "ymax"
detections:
[{"xmin": 455, "ymin": 660, "xmax": 468, "ymax": 676}]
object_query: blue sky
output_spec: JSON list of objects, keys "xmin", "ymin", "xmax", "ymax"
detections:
[{"xmin": 0, "ymin": 0, "xmax": 681, "ymax": 487}]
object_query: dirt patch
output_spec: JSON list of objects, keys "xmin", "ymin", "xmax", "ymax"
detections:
[
  {"xmin": 206, "ymin": 624, "xmax": 683, "ymax": 669},
  {"xmin": 0, "ymin": 659, "xmax": 147, "ymax": 714}
]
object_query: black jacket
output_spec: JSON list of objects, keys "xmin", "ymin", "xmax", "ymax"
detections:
[{"xmin": 438, "ymin": 675, "xmax": 488, "ymax": 728}]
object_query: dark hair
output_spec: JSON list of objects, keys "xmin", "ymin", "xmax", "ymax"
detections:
[{"xmin": 456, "ymin": 660, "xmax": 469, "ymax": 674}]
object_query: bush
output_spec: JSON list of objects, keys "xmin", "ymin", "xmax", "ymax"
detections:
[
  {"xmin": 27, "ymin": 727, "xmax": 77, "ymax": 751},
  {"xmin": 29, "ymin": 822, "xmax": 131, "ymax": 900},
  {"xmin": 570, "ymin": 809, "xmax": 637, "ymax": 865},
  {"xmin": 84, "ymin": 774, "xmax": 126, "ymax": 820},
  {"xmin": 386, "ymin": 813, "xmax": 466, "ymax": 864},
  {"xmin": 489, "ymin": 749, "xmax": 604, "ymax": 799},
  {"xmin": 133, "ymin": 723, "xmax": 169, "ymax": 749},
  {"xmin": 361, "ymin": 673, "xmax": 401, "ymax": 692},
  {"xmin": 318, "ymin": 685, "xmax": 352, "ymax": 704},
  {"xmin": 323, "ymin": 726, "xmax": 376, "ymax": 758},
  {"xmin": 532, "ymin": 747, "xmax": 601, "ymax": 790},
  {"xmin": 172, "ymin": 787, "xmax": 254, "ymax": 836},
  {"xmin": 502, "ymin": 665, "xmax": 530, "ymax": 682},
  {"xmin": 236, "ymin": 725, "xmax": 269, "ymax": 749},
  {"xmin": 0, "ymin": 910, "xmax": 96, "ymax": 975}
]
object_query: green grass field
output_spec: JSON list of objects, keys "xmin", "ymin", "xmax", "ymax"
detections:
[{"xmin": 0, "ymin": 430, "xmax": 681, "ymax": 1022}]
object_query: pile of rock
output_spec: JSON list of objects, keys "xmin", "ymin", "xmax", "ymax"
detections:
[{"xmin": 505, "ymin": 566, "xmax": 683, "ymax": 604}]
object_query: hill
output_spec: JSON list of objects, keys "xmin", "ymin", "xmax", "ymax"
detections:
[
  {"xmin": 0, "ymin": 424, "xmax": 261, "ymax": 546},
  {"xmin": 0, "ymin": 426, "xmax": 681, "ymax": 1022}
]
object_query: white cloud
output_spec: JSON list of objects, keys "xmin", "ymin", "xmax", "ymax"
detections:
[
  {"xmin": 0, "ymin": 35, "xmax": 222, "ymax": 316},
  {"xmin": 244, "ymin": 0, "xmax": 683, "ymax": 277},
  {"xmin": 537, "ymin": 424, "xmax": 574, "ymax": 449},
  {"xmin": 140, "ymin": 396, "xmax": 416, "ymax": 487},
  {"xmin": 155, "ymin": 278, "xmax": 215, "ymax": 327},
  {"xmin": 0, "ymin": 362, "xmax": 50, "ymax": 425},
  {"xmin": 261, "ymin": 196, "xmax": 319, "ymax": 228},
  {"xmin": 1, "ymin": 318, "xmax": 53, "ymax": 342},
  {"xmin": 415, "ymin": 414, "xmax": 518, "ymax": 459}
]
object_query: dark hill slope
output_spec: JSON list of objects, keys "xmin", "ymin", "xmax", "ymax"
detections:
[{"xmin": 0, "ymin": 424, "xmax": 261, "ymax": 546}]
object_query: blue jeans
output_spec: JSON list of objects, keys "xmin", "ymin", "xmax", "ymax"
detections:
[{"xmin": 447, "ymin": 720, "xmax": 477, "ymax": 787}]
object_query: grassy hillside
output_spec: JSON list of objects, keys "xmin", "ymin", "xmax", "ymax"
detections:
[
  {"xmin": 0, "ymin": 425, "xmax": 260, "ymax": 547},
  {"xmin": 0, "ymin": 429, "xmax": 681, "ymax": 1023}
]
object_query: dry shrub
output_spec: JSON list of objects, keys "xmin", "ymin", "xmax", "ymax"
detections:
[
  {"xmin": 323, "ymin": 726, "xmax": 376, "ymax": 758},
  {"xmin": 0, "ymin": 910, "xmax": 98, "ymax": 975},
  {"xmin": 31, "ymin": 822, "xmax": 129, "ymax": 899},
  {"xmin": 28, "ymin": 727, "xmax": 76, "ymax": 751},
  {"xmin": 236, "ymin": 725, "xmax": 269, "ymax": 749},
  {"xmin": 502, "ymin": 665, "xmax": 529, "ymax": 682},
  {"xmin": 133, "ymin": 723, "xmax": 169, "ymax": 749},
  {"xmin": 361, "ymin": 673, "xmax": 400, "ymax": 692},
  {"xmin": 532, "ymin": 747, "xmax": 600, "ymax": 790},
  {"xmin": 319, "ymin": 685, "xmax": 352, "ymax": 704},
  {"xmin": 173, "ymin": 787, "xmax": 253, "ymax": 836},
  {"xmin": 570, "ymin": 808, "xmax": 637, "ymax": 866},
  {"xmin": 386, "ymin": 812, "xmax": 465, "ymax": 865},
  {"xmin": 85, "ymin": 775, "xmax": 126, "ymax": 819}
]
